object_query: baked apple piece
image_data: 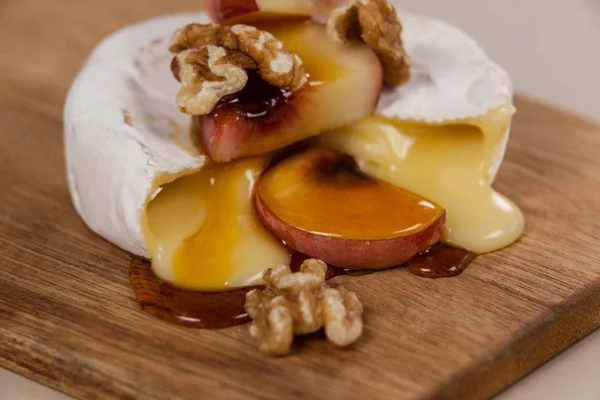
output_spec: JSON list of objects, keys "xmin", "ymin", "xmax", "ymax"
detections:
[
  {"xmin": 202, "ymin": 0, "xmax": 344, "ymax": 23},
  {"xmin": 255, "ymin": 148, "xmax": 446, "ymax": 269},
  {"xmin": 187, "ymin": 22, "xmax": 382, "ymax": 163}
]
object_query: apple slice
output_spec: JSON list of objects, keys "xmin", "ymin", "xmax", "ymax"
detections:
[
  {"xmin": 203, "ymin": 0, "xmax": 345, "ymax": 24},
  {"xmin": 196, "ymin": 21, "xmax": 383, "ymax": 163},
  {"xmin": 255, "ymin": 148, "xmax": 446, "ymax": 269}
]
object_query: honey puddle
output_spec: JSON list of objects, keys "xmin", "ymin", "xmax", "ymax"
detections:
[{"xmin": 130, "ymin": 244, "xmax": 475, "ymax": 329}]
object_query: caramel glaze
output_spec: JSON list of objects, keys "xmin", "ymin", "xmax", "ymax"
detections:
[{"xmin": 130, "ymin": 244, "xmax": 475, "ymax": 329}]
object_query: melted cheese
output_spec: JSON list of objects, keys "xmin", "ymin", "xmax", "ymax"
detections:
[
  {"xmin": 316, "ymin": 105, "xmax": 524, "ymax": 254},
  {"xmin": 143, "ymin": 105, "xmax": 523, "ymax": 291},
  {"xmin": 143, "ymin": 158, "xmax": 290, "ymax": 291}
]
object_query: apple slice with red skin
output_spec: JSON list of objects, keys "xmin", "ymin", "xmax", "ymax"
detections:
[
  {"xmin": 202, "ymin": 0, "xmax": 345, "ymax": 24},
  {"xmin": 254, "ymin": 147, "xmax": 447, "ymax": 269},
  {"xmin": 195, "ymin": 21, "xmax": 383, "ymax": 163}
]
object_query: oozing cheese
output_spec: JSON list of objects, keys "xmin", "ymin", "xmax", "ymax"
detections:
[
  {"xmin": 316, "ymin": 105, "xmax": 524, "ymax": 254},
  {"xmin": 142, "ymin": 105, "xmax": 522, "ymax": 290},
  {"xmin": 143, "ymin": 158, "xmax": 290, "ymax": 291}
]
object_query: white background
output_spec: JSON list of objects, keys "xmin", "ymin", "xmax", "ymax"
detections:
[{"xmin": 1, "ymin": 0, "xmax": 599, "ymax": 399}]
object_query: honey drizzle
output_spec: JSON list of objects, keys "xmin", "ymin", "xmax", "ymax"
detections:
[
  {"xmin": 130, "ymin": 244, "xmax": 475, "ymax": 329},
  {"xmin": 130, "ymin": 258, "xmax": 251, "ymax": 329}
]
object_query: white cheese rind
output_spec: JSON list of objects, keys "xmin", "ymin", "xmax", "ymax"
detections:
[
  {"xmin": 64, "ymin": 11, "xmax": 513, "ymax": 257},
  {"xmin": 379, "ymin": 11, "xmax": 513, "ymax": 122},
  {"xmin": 64, "ymin": 13, "xmax": 211, "ymax": 255},
  {"xmin": 379, "ymin": 11, "xmax": 514, "ymax": 180}
]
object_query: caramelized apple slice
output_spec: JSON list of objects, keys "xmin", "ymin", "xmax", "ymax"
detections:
[
  {"xmin": 202, "ymin": 0, "xmax": 344, "ymax": 23},
  {"xmin": 255, "ymin": 148, "xmax": 446, "ymax": 269},
  {"xmin": 197, "ymin": 22, "xmax": 383, "ymax": 163}
]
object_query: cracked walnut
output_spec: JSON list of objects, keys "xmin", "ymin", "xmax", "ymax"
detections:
[
  {"xmin": 328, "ymin": 0, "xmax": 411, "ymax": 86},
  {"xmin": 170, "ymin": 23, "xmax": 307, "ymax": 115},
  {"xmin": 245, "ymin": 259, "xmax": 364, "ymax": 356}
]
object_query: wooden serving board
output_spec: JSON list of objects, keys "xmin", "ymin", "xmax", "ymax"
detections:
[{"xmin": 2, "ymin": 1, "xmax": 600, "ymax": 399}]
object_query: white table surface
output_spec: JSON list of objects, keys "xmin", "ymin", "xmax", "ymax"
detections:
[{"xmin": 1, "ymin": 0, "xmax": 599, "ymax": 398}]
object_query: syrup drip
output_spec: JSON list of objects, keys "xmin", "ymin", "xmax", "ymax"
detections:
[
  {"xmin": 212, "ymin": 71, "xmax": 294, "ymax": 121},
  {"xmin": 130, "ymin": 244, "xmax": 476, "ymax": 329},
  {"xmin": 406, "ymin": 243, "xmax": 477, "ymax": 278}
]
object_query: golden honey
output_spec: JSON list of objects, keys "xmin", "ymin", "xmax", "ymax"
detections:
[
  {"xmin": 144, "ymin": 158, "xmax": 290, "ymax": 291},
  {"xmin": 317, "ymin": 105, "xmax": 524, "ymax": 253},
  {"xmin": 257, "ymin": 148, "xmax": 444, "ymax": 240}
]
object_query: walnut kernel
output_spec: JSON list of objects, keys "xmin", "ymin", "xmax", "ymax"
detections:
[
  {"xmin": 328, "ymin": 0, "xmax": 411, "ymax": 86},
  {"xmin": 171, "ymin": 46, "xmax": 251, "ymax": 115},
  {"xmin": 170, "ymin": 23, "xmax": 307, "ymax": 115},
  {"xmin": 245, "ymin": 259, "xmax": 364, "ymax": 356}
]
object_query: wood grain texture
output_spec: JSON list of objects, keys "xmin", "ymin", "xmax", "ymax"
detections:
[{"xmin": 1, "ymin": 0, "xmax": 600, "ymax": 399}]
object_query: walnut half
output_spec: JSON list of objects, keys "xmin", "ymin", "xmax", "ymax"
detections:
[
  {"xmin": 245, "ymin": 259, "xmax": 364, "ymax": 356},
  {"xmin": 328, "ymin": 0, "xmax": 411, "ymax": 86},
  {"xmin": 170, "ymin": 23, "xmax": 307, "ymax": 115}
]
